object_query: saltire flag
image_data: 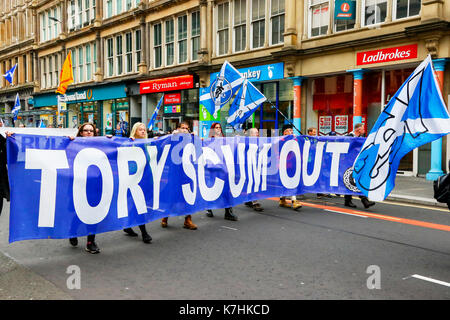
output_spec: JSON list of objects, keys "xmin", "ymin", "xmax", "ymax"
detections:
[
  {"xmin": 3, "ymin": 63, "xmax": 17, "ymax": 84},
  {"xmin": 56, "ymin": 51, "xmax": 74, "ymax": 95},
  {"xmin": 227, "ymin": 79, "xmax": 266, "ymax": 128},
  {"xmin": 199, "ymin": 61, "xmax": 244, "ymax": 118},
  {"xmin": 11, "ymin": 93, "xmax": 21, "ymax": 121},
  {"xmin": 148, "ymin": 94, "xmax": 164, "ymax": 131},
  {"xmin": 352, "ymin": 55, "xmax": 450, "ymax": 201}
]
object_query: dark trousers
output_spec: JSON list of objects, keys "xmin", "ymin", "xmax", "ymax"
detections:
[
  {"xmin": 0, "ymin": 197, "xmax": 3, "ymax": 216},
  {"xmin": 345, "ymin": 195, "xmax": 368, "ymax": 202}
]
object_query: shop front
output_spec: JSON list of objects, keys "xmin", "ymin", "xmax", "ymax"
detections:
[
  {"xmin": 201, "ymin": 62, "xmax": 290, "ymax": 137},
  {"xmin": 139, "ymin": 75, "xmax": 199, "ymax": 134},
  {"xmin": 32, "ymin": 83, "xmax": 128, "ymax": 135}
]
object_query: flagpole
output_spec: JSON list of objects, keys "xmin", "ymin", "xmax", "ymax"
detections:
[{"xmin": 267, "ymin": 99, "xmax": 302, "ymax": 135}]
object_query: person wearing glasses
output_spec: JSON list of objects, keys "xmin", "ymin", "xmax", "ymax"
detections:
[
  {"xmin": 205, "ymin": 123, "xmax": 238, "ymax": 221},
  {"xmin": 122, "ymin": 122, "xmax": 153, "ymax": 243},
  {"xmin": 68, "ymin": 123, "xmax": 104, "ymax": 254},
  {"xmin": 161, "ymin": 121, "xmax": 198, "ymax": 230}
]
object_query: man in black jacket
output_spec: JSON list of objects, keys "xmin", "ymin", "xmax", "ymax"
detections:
[
  {"xmin": 0, "ymin": 123, "xmax": 10, "ymax": 216},
  {"xmin": 344, "ymin": 123, "xmax": 375, "ymax": 209}
]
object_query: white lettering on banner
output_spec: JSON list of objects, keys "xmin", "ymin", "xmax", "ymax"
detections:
[
  {"xmin": 147, "ymin": 145, "xmax": 171, "ymax": 210},
  {"xmin": 198, "ymin": 147, "xmax": 225, "ymax": 201},
  {"xmin": 117, "ymin": 147, "xmax": 147, "ymax": 218},
  {"xmin": 362, "ymin": 49, "xmax": 411, "ymax": 64},
  {"xmin": 181, "ymin": 143, "xmax": 197, "ymax": 205},
  {"xmin": 279, "ymin": 140, "xmax": 301, "ymax": 189},
  {"xmin": 73, "ymin": 148, "xmax": 114, "ymax": 225},
  {"xmin": 326, "ymin": 142, "xmax": 350, "ymax": 186},
  {"xmin": 247, "ymin": 143, "xmax": 272, "ymax": 193},
  {"xmin": 221, "ymin": 144, "xmax": 246, "ymax": 198},
  {"xmin": 302, "ymin": 141, "xmax": 325, "ymax": 186},
  {"xmin": 25, "ymin": 149, "xmax": 69, "ymax": 228}
]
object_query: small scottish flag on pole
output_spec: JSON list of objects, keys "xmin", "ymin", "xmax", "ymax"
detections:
[
  {"xmin": 352, "ymin": 55, "xmax": 450, "ymax": 201},
  {"xmin": 227, "ymin": 79, "xmax": 266, "ymax": 128},
  {"xmin": 12, "ymin": 93, "xmax": 21, "ymax": 121},
  {"xmin": 3, "ymin": 63, "xmax": 17, "ymax": 84},
  {"xmin": 200, "ymin": 61, "xmax": 244, "ymax": 118},
  {"xmin": 148, "ymin": 94, "xmax": 164, "ymax": 131}
]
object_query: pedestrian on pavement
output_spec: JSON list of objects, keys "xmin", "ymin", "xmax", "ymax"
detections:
[
  {"xmin": 279, "ymin": 124, "xmax": 302, "ymax": 211},
  {"xmin": 68, "ymin": 122, "xmax": 103, "ymax": 254},
  {"xmin": 205, "ymin": 122, "xmax": 238, "ymax": 221},
  {"xmin": 344, "ymin": 123, "xmax": 375, "ymax": 209},
  {"xmin": 160, "ymin": 121, "xmax": 198, "ymax": 230},
  {"xmin": 244, "ymin": 127, "xmax": 264, "ymax": 212},
  {"xmin": 122, "ymin": 122, "xmax": 153, "ymax": 243},
  {"xmin": 0, "ymin": 123, "xmax": 10, "ymax": 217}
]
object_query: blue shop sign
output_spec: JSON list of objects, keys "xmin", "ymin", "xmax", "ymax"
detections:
[
  {"xmin": 32, "ymin": 83, "xmax": 127, "ymax": 107},
  {"xmin": 334, "ymin": 0, "xmax": 356, "ymax": 20},
  {"xmin": 210, "ymin": 62, "xmax": 284, "ymax": 83}
]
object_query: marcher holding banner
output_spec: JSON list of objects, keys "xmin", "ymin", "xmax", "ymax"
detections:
[
  {"xmin": 68, "ymin": 123, "xmax": 102, "ymax": 254},
  {"xmin": 205, "ymin": 123, "xmax": 238, "ymax": 221},
  {"xmin": 161, "ymin": 121, "xmax": 198, "ymax": 230},
  {"xmin": 122, "ymin": 122, "xmax": 153, "ymax": 243},
  {"xmin": 344, "ymin": 123, "xmax": 375, "ymax": 209},
  {"xmin": 0, "ymin": 125, "xmax": 10, "ymax": 216},
  {"xmin": 279, "ymin": 124, "xmax": 302, "ymax": 211},
  {"xmin": 244, "ymin": 127, "xmax": 264, "ymax": 212}
]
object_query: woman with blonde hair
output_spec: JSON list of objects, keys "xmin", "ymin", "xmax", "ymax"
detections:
[{"xmin": 122, "ymin": 122, "xmax": 152, "ymax": 243}]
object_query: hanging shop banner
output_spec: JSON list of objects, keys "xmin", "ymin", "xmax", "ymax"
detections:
[
  {"xmin": 334, "ymin": 115, "xmax": 348, "ymax": 135},
  {"xmin": 334, "ymin": 0, "xmax": 356, "ymax": 20},
  {"xmin": 139, "ymin": 75, "xmax": 194, "ymax": 94},
  {"xmin": 6, "ymin": 133, "xmax": 364, "ymax": 242}
]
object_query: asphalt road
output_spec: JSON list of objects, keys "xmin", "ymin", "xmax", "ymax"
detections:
[{"xmin": 0, "ymin": 195, "xmax": 449, "ymax": 300}]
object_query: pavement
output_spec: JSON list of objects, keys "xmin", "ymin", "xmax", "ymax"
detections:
[{"xmin": 0, "ymin": 175, "xmax": 448, "ymax": 300}]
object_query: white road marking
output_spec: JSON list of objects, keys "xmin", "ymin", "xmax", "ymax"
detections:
[
  {"xmin": 221, "ymin": 226, "xmax": 238, "ymax": 231},
  {"xmin": 409, "ymin": 274, "xmax": 450, "ymax": 287}
]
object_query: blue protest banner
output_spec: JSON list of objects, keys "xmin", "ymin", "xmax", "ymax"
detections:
[{"xmin": 6, "ymin": 134, "xmax": 364, "ymax": 242}]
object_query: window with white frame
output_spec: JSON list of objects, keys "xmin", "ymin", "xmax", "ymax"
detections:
[
  {"xmin": 178, "ymin": 15, "xmax": 188, "ymax": 64},
  {"xmin": 68, "ymin": 0, "xmax": 95, "ymax": 31},
  {"xmin": 191, "ymin": 11, "xmax": 200, "ymax": 61},
  {"xmin": 68, "ymin": 43, "xmax": 96, "ymax": 84},
  {"xmin": 217, "ymin": 2, "xmax": 229, "ymax": 55},
  {"xmin": 363, "ymin": 0, "xmax": 387, "ymax": 26},
  {"xmin": 103, "ymin": 0, "xmax": 139, "ymax": 18},
  {"xmin": 270, "ymin": 0, "xmax": 284, "ymax": 45},
  {"xmin": 394, "ymin": 0, "xmax": 421, "ymax": 19},
  {"xmin": 234, "ymin": 0, "xmax": 246, "ymax": 52},
  {"xmin": 39, "ymin": 53, "xmax": 61, "ymax": 89},
  {"xmin": 135, "ymin": 29, "xmax": 141, "ymax": 70},
  {"xmin": 251, "ymin": 0, "xmax": 265, "ymax": 48},
  {"xmin": 39, "ymin": 5, "xmax": 61, "ymax": 43},
  {"xmin": 165, "ymin": 19, "xmax": 174, "ymax": 66},
  {"xmin": 309, "ymin": 0, "xmax": 329, "ymax": 37},
  {"xmin": 153, "ymin": 23, "xmax": 162, "ymax": 68},
  {"xmin": 105, "ymin": 32, "xmax": 140, "ymax": 77}
]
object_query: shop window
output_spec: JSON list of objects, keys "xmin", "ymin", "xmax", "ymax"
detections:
[
  {"xmin": 217, "ymin": 2, "xmax": 229, "ymax": 56},
  {"xmin": 394, "ymin": 0, "xmax": 421, "ymax": 20},
  {"xmin": 191, "ymin": 11, "xmax": 200, "ymax": 61},
  {"xmin": 251, "ymin": 0, "xmax": 265, "ymax": 48},
  {"xmin": 309, "ymin": 0, "xmax": 329, "ymax": 37},
  {"xmin": 270, "ymin": 0, "xmax": 284, "ymax": 45},
  {"xmin": 234, "ymin": 0, "xmax": 246, "ymax": 52},
  {"xmin": 363, "ymin": 0, "xmax": 387, "ymax": 26}
]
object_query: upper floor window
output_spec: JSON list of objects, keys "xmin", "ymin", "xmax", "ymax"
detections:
[
  {"xmin": 363, "ymin": 0, "xmax": 387, "ymax": 26},
  {"xmin": 40, "ymin": 5, "xmax": 62, "ymax": 43},
  {"xmin": 191, "ymin": 11, "xmax": 200, "ymax": 61},
  {"xmin": 394, "ymin": 0, "xmax": 421, "ymax": 19},
  {"xmin": 104, "ymin": 0, "xmax": 138, "ymax": 18},
  {"xmin": 105, "ymin": 31, "xmax": 140, "ymax": 77},
  {"xmin": 153, "ymin": 23, "xmax": 162, "ymax": 68},
  {"xmin": 234, "ymin": 0, "xmax": 246, "ymax": 52},
  {"xmin": 309, "ymin": 0, "xmax": 329, "ymax": 37},
  {"xmin": 68, "ymin": 0, "xmax": 95, "ymax": 31},
  {"xmin": 70, "ymin": 43, "xmax": 96, "ymax": 84},
  {"xmin": 251, "ymin": 0, "xmax": 265, "ymax": 48},
  {"xmin": 270, "ymin": 0, "xmax": 284, "ymax": 45},
  {"xmin": 217, "ymin": 2, "xmax": 229, "ymax": 56},
  {"xmin": 178, "ymin": 15, "xmax": 188, "ymax": 64}
]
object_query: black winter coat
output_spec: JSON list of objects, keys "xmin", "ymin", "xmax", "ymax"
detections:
[{"xmin": 0, "ymin": 134, "xmax": 10, "ymax": 202}]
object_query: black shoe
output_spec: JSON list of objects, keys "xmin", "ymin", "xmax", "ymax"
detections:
[
  {"xmin": 345, "ymin": 201, "xmax": 357, "ymax": 208},
  {"xmin": 123, "ymin": 228, "xmax": 138, "ymax": 237},
  {"xmin": 69, "ymin": 237, "xmax": 78, "ymax": 247},
  {"xmin": 206, "ymin": 210, "xmax": 214, "ymax": 218},
  {"xmin": 361, "ymin": 198, "xmax": 375, "ymax": 209},
  {"xmin": 85, "ymin": 241, "xmax": 100, "ymax": 254},
  {"xmin": 142, "ymin": 233, "xmax": 152, "ymax": 244},
  {"xmin": 252, "ymin": 202, "xmax": 264, "ymax": 212},
  {"xmin": 244, "ymin": 201, "xmax": 253, "ymax": 208},
  {"xmin": 224, "ymin": 208, "xmax": 238, "ymax": 221}
]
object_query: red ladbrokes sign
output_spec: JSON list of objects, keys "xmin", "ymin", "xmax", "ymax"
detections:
[{"xmin": 356, "ymin": 44, "xmax": 418, "ymax": 66}]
